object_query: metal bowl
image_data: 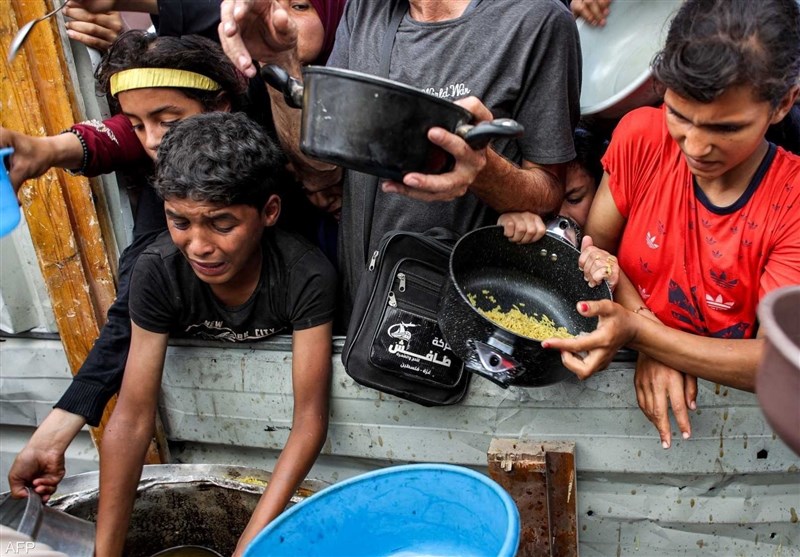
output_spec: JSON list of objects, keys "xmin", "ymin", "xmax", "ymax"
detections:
[
  {"xmin": 0, "ymin": 487, "xmax": 95, "ymax": 557},
  {"xmin": 46, "ymin": 464, "xmax": 327, "ymax": 557},
  {"xmin": 578, "ymin": 0, "xmax": 682, "ymax": 119},
  {"xmin": 756, "ymin": 286, "xmax": 800, "ymax": 456}
]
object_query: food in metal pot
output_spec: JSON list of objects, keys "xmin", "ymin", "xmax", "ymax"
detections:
[{"xmin": 468, "ymin": 292, "xmax": 574, "ymax": 340}]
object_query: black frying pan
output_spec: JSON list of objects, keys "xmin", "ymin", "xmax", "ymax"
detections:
[
  {"xmin": 261, "ymin": 65, "xmax": 524, "ymax": 182},
  {"xmin": 437, "ymin": 218, "xmax": 613, "ymax": 388}
]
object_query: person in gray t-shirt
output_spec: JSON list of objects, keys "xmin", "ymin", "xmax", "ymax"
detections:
[{"xmin": 219, "ymin": 0, "xmax": 581, "ymax": 324}]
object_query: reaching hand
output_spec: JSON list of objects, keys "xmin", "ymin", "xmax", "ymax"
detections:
[
  {"xmin": 497, "ymin": 212, "xmax": 547, "ymax": 244},
  {"xmin": 634, "ymin": 352, "xmax": 697, "ymax": 448},
  {"xmin": 8, "ymin": 445, "xmax": 66, "ymax": 502},
  {"xmin": 578, "ymin": 235, "xmax": 619, "ymax": 291},
  {"xmin": 219, "ymin": 0, "xmax": 298, "ymax": 78},
  {"xmin": 571, "ymin": 0, "xmax": 613, "ymax": 26},
  {"xmin": 381, "ymin": 96, "xmax": 492, "ymax": 202},
  {"xmin": 1, "ymin": 128, "xmax": 58, "ymax": 192},
  {"xmin": 64, "ymin": 3, "xmax": 124, "ymax": 52},
  {"xmin": 542, "ymin": 299, "xmax": 638, "ymax": 379}
]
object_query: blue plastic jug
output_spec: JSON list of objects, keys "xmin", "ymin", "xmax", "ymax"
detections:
[
  {"xmin": 244, "ymin": 463, "xmax": 521, "ymax": 557},
  {"xmin": 0, "ymin": 148, "xmax": 21, "ymax": 237}
]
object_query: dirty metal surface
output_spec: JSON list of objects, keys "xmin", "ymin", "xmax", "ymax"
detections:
[{"xmin": 45, "ymin": 464, "xmax": 326, "ymax": 557}]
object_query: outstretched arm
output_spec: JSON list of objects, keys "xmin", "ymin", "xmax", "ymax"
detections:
[
  {"xmin": 544, "ymin": 299, "xmax": 762, "ymax": 391},
  {"xmin": 582, "ymin": 176, "xmax": 758, "ymax": 387},
  {"xmin": 233, "ymin": 322, "xmax": 332, "ymax": 556},
  {"xmin": 95, "ymin": 323, "xmax": 168, "ymax": 557},
  {"xmin": 2, "ymin": 115, "xmax": 146, "ymax": 192},
  {"xmin": 1, "ymin": 127, "xmax": 84, "ymax": 192},
  {"xmin": 8, "ymin": 409, "xmax": 86, "ymax": 501}
]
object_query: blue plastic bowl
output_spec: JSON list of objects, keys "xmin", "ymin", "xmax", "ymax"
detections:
[{"xmin": 244, "ymin": 464, "xmax": 520, "ymax": 557}]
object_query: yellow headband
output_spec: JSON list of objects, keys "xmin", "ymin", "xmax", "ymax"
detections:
[{"xmin": 110, "ymin": 68, "xmax": 222, "ymax": 97}]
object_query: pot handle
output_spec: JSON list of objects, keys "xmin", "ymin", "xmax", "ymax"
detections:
[
  {"xmin": 456, "ymin": 119, "xmax": 524, "ymax": 150},
  {"xmin": 466, "ymin": 339, "xmax": 523, "ymax": 389},
  {"xmin": 260, "ymin": 65, "xmax": 304, "ymax": 109},
  {"xmin": 546, "ymin": 215, "xmax": 582, "ymax": 248}
]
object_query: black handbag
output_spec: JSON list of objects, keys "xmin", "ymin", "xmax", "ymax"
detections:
[{"xmin": 341, "ymin": 230, "xmax": 470, "ymax": 406}]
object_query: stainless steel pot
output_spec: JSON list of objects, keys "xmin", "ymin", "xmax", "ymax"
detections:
[
  {"xmin": 261, "ymin": 65, "xmax": 524, "ymax": 181},
  {"xmin": 45, "ymin": 464, "xmax": 326, "ymax": 557},
  {"xmin": 0, "ymin": 487, "xmax": 95, "ymax": 557}
]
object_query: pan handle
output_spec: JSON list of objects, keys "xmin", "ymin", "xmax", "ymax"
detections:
[
  {"xmin": 466, "ymin": 337, "xmax": 523, "ymax": 389},
  {"xmin": 456, "ymin": 119, "xmax": 524, "ymax": 150},
  {"xmin": 546, "ymin": 215, "xmax": 582, "ymax": 248},
  {"xmin": 260, "ymin": 65, "xmax": 304, "ymax": 109}
]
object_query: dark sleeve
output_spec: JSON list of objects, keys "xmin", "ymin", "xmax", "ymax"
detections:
[
  {"xmin": 129, "ymin": 252, "xmax": 180, "ymax": 334},
  {"xmin": 54, "ymin": 229, "xmax": 165, "ymax": 426},
  {"xmin": 71, "ymin": 115, "xmax": 148, "ymax": 176},
  {"xmin": 325, "ymin": 0, "xmax": 355, "ymax": 69},
  {"xmin": 153, "ymin": 0, "xmax": 221, "ymax": 40},
  {"xmin": 286, "ymin": 248, "xmax": 337, "ymax": 330},
  {"xmin": 514, "ymin": 4, "xmax": 582, "ymax": 164}
]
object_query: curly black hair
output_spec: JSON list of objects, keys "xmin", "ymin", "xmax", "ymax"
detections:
[
  {"xmin": 95, "ymin": 30, "xmax": 248, "ymax": 113},
  {"xmin": 652, "ymin": 0, "xmax": 800, "ymax": 107},
  {"xmin": 154, "ymin": 112, "xmax": 288, "ymax": 209}
]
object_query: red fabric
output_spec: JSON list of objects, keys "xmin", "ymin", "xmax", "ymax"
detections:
[
  {"xmin": 71, "ymin": 114, "xmax": 147, "ymax": 177},
  {"xmin": 603, "ymin": 106, "xmax": 800, "ymax": 339},
  {"xmin": 309, "ymin": 0, "xmax": 346, "ymax": 65}
]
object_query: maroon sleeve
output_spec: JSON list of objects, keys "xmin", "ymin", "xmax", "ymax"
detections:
[{"xmin": 70, "ymin": 114, "xmax": 148, "ymax": 176}]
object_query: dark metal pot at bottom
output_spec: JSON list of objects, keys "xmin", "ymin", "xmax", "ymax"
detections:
[{"xmin": 438, "ymin": 226, "xmax": 612, "ymax": 388}]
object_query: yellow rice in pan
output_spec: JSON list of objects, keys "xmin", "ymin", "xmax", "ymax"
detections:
[{"xmin": 467, "ymin": 292, "xmax": 574, "ymax": 340}]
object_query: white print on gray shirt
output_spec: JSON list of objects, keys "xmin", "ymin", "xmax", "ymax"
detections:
[{"xmin": 422, "ymin": 82, "xmax": 472, "ymax": 100}]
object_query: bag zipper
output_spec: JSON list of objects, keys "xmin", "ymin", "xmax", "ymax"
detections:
[{"xmin": 343, "ymin": 232, "xmax": 453, "ymax": 365}]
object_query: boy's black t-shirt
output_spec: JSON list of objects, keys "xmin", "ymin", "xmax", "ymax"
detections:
[{"xmin": 129, "ymin": 228, "xmax": 336, "ymax": 341}]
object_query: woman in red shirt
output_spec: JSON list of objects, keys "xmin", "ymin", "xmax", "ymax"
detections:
[{"xmin": 545, "ymin": 0, "xmax": 800, "ymax": 448}]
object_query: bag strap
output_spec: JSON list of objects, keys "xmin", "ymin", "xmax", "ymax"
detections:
[
  {"xmin": 363, "ymin": 0, "xmax": 408, "ymax": 262},
  {"xmin": 379, "ymin": 1, "xmax": 406, "ymax": 78}
]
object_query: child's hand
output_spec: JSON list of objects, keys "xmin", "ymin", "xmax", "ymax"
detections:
[{"xmin": 497, "ymin": 212, "xmax": 546, "ymax": 244}]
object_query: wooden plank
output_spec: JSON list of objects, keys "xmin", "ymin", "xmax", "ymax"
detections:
[
  {"xmin": 545, "ymin": 446, "xmax": 578, "ymax": 557},
  {"xmin": 2, "ymin": 1, "xmax": 164, "ymax": 464},
  {"xmin": 11, "ymin": 0, "xmax": 117, "ymax": 318},
  {"xmin": 488, "ymin": 439, "xmax": 579, "ymax": 557}
]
